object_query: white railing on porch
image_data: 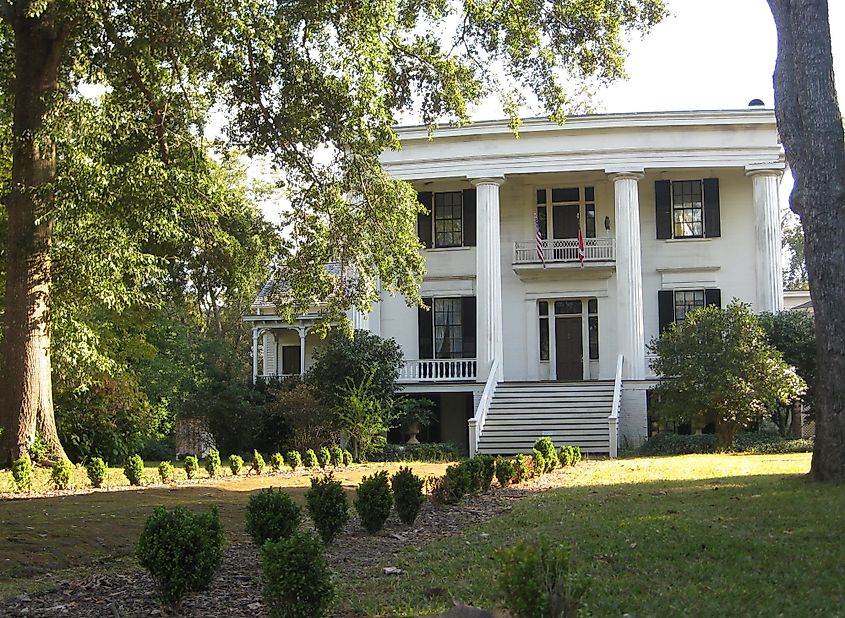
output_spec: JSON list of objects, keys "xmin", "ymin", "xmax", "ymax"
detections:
[
  {"xmin": 468, "ymin": 357, "xmax": 500, "ymax": 457},
  {"xmin": 257, "ymin": 373, "xmax": 300, "ymax": 382},
  {"xmin": 397, "ymin": 358, "xmax": 477, "ymax": 382},
  {"xmin": 513, "ymin": 237, "xmax": 615, "ymax": 265},
  {"xmin": 609, "ymin": 354, "xmax": 624, "ymax": 458}
]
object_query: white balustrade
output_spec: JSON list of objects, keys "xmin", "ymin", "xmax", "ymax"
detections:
[
  {"xmin": 513, "ymin": 237, "xmax": 615, "ymax": 265},
  {"xmin": 398, "ymin": 358, "xmax": 478, "ymax": 382}
]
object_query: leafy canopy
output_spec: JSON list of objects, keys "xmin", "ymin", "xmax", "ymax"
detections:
[{"xmin": 648, "ymin": 301, "xmax": 806, "ymax": 447}]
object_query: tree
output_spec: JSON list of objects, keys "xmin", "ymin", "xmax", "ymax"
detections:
[
  {"xmin": 0, "ymin": 1, "xmax": 665, "ymax": 464},
  {"xmin": 306, "ymin": 329, "xmax": 404, "ymax": 412},
  {"xmin": 334, "ymin": 370, "xmax": 399, "ymax": 462},
  {"xmin": 767, "ymin": 1, "xmax": 845, "ymax": 480},
  {"xmin": 648, "ymin": 302, "xmax": 805, "ymax": 448},
  {"xmin": 758, "ymin": 310, "xmax": 816, "ymax": 435}
]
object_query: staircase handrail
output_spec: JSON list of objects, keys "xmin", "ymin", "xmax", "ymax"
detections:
[
  {"xmin": 609, "ymin": 354, "xmax": 624, "ymax": 458},
  {"xmin": 468, "ymin": 357, "xmax": 501, "ymax": 457}
]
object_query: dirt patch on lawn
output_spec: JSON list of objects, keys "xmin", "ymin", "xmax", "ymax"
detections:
[{"xmin": 0, "ymin": 478, "xmax": 540, "ymax": 617}]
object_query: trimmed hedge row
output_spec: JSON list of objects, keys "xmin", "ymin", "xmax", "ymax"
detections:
[{"xmin": 638, "ymin": 431, "xmax": 813, "ymax": 456}]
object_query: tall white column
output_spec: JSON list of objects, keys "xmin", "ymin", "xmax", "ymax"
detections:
[
  {"xmin": 252, "ymin": 328, "xmax": 260, "ymax": 384},
  {"xmin": 472, "ymin": 176, "xmax": 505, "ymax": 381},
  {"xmin": 298, "ymin": 327, "xmax": 307, "ymax": 377},
  {"xmin": 747, "ymin": 166, "xmax": 785, "ymax": 312},
  {"xmin": 609, "ymin": 172, "xmax": 646, "ymax": 380}
]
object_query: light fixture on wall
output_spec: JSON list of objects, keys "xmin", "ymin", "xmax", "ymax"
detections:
[{"xmin": 604, "ymin": 216, "xmax": 611, "ymax": 232}]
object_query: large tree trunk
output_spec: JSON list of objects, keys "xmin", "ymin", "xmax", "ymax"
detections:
[
  {"xmin": 768, "ymin": 0, "xmax": 845, "ymax": 481},
  {"xmin": 0, "ymin": 15, "xmax": 68, "ymax": 464}
]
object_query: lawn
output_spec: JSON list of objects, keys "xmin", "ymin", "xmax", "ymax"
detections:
[
  {"xmin": 342, "ymin": 453, "xmax": 845, "ymax": 617},
  {"xmin": 0, "ymin": 461, "xmax": 449, "ymax": 599}
]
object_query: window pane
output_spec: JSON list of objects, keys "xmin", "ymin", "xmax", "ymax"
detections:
[
  {"xmin": 434, "ymin": 298, "xmax": 463, "ymax": 358},
  {"xmin": 434, "ymin": 191, "xmax": 463, "ymax": 247},
  {"xmin": 536, "ymin": 206, "xmax": 548, "ymax": 239},
  {"xmin": 554, "ymin": 300, "xmax": 581, "ymax": 315},
  {"xmin": 539, "ymin": 318, "xmax": 549, "ymax": 361},
  {"xmin": 588, "ymin": 299, "xmax": 597, "ymax": 314},
  {"xmin": 671, "ymin": 180, "xmax": 704, "ymax": 238},
  {"xmin": 673, "ymin": 290, "xmax": 705, "ymax": 321},
  {"xmin": 585, "ymin": 186, "xmax": 595, "ymax": 201},
  {"xmin": 552, "ymin": 187, "xmax": 579, "ymax": 203},
  {"xmin": 539, "ymin": 300, "xmax": 549, "ymax": 316},
  {"xmin": 586, "ymin": 204, "xmax": 596, "ymax": 238},
  {"xmin": 589, "ymin": 316, "xmax": 599, "ymax": 360},
  {"xmin": 536, "ymin": 189, "xmax": 547, "ymax": 205}
]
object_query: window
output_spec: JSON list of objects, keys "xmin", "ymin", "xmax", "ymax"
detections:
[
  {"xmin": 588, "ymin": 298, "xmax": 599, "ymax": 360},
  {"xmin": 655, "ymin": 178, "xmax": 721, "ymax": 240},
  {"xmin": 416, "ymin": 190, "xmax": 477, "ymax": 249},
  {"xmin": 537, "ymin": 298, "xmax": 599, "ymax": 362},
  {"xmin": 658, "ymin": 288, "xmax": 722, "ymax": 333},
  {"xmin": 535, "ymin": 186, "xmax": 597, "ymax": 239},
  {"xmin": 418, "ymin": 296, "xmax": 476, "ymax": 359},
  {"xmin": 539, "ymin": 301, "xmax": 549, "ymax": 360}
]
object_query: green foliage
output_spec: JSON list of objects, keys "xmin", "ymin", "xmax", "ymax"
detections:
[
  {"xmin": 264, "ymin": 383, "xmax": 336, "ymax": 454},
  {"xmin": 305, "ymin": 474, "xmax": 350, "ymax": 545},
  {"xmin": 252, "ymin": 450, "xmax": 266, "ymax": 475},
  {"xmin": 137, "ymin": 506, "xmax": 223, "ymax": 610},
  {"xmin": 229, "ymin": 454, "xmax": 244, "ymax": 476},
  {"xmin": 496, "ymin": 458, "xmax": 515, "ymax": 487},
  {"xmin": 270, "ymin": 452, "xmax": 285, "ymax": 472},
  {"xmin": 342, "ymin": 449, "xmax": 353, "ymax": 466},
  {"xmin": 368, "ymin": 442, "xmax": 463, "ymax": 463},
  {"xmin": 303, "ymin": 449, "xmax": 319, "ymax": 469},
  {"xmin": 782, "ymin": 214, "xmax": 808, "ymax": 290},
  {"xmin": 758, "ymin": 310, "xmax": 817, "ymax": 426},
  {"xmin": 498, "ymin": 539, "xmax": 590, "ymax": 618},
  {"xmin": 513, "ymin": 454, "xmax": 530, "ymax": 484},
  {"xmin": 477, "ymin": 455, "xmax": 496, "ymax": 492},
  {"xmin": 534, "ymin": 437, "xmax": 559, "ymax": 472},
  {"xmin": 50, "ymin": 459, "xmax": 73, "ymax": 490},
  {"xmin": 638, "ymin": 432, "xmax": 814, "ymax": 456},
  {"xmin": 318, "ymin": 446, "xmax": 332, "ymax": 468},
  {"xmin": 245, "ymin": 488, "xmax": 303, "ymax": 545},
  {"xmin": 649, "ymin": 302, "xmax": 806, "ymax": 447},
  {"xmin": 333, "ymin": 369, "xmax": 400, "ymax": 462},
  {"xmin": 29, "ymin": 434, "xmax": 50, "ymax": 464},
  {"xmin": 391, "ymin": 467, "xmax": 425, "ymax": 525},
  {"xmin": 558, "ymin": 446, "xmax": 581, "ymax": 467},
  {"xmin": 355, "ymin": 471, "xmax": 393, "ymax": 534},
  {"xmin": 329, "ymin": 445, "xmax": 344, "ymax": 467},
  {"xmin": 431, "ymin": 462, "xmax": 472, "ymax": 505},
  {"xmin": 532, "ymin": 449, "xmax": 546, "ymax": 477},
  {"xmin": 158, "ymin": 461, "xmax": 174, "ymax": 483},
  {"xmin": 86, "ymin": 457, "xmax": 107, "ymax": 488},
  {"xmin": 307, "ymin": 331, "xmax": 403, "ymax": 412},
  {"xmin": 124, "ymin": 454, "xmax": 145, "ymax": 486},
  {"xmin": 183, "ymin": 455, "xmax": 199, "ymax": 479},
  {"xmin": 205, "ymin": 450, "xmax": 221, "ymax": 478},
  {"xmin": 285, "ymin": 450, "xmax": 302, "ymax": 471},
  {"xmin": 260, "ymin": 532, "xmax": 335, "ymax": 618},
  {"xmin": 395, "ymin": 397, "xmax": 435, "ymax": 431}
]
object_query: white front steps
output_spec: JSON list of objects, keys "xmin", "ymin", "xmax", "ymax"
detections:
[{"xmin": 476, "ymin": 381, "xmax": 615, "ymax": 456}]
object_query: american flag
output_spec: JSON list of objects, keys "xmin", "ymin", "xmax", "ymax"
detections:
[
  {"xmin": 577, "ymin": 224, "xmax": 585, "ymax": 266},
  {"xmin": 534, "ymin": 213, "xmax": 546, "ymax": 267}
]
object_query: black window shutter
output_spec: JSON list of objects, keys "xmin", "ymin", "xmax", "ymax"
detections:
[
  {"xmin": 462, "ymin": 189, "xmax": 477, "ymax": 247},
  {"xmin": 705, "ymin": 288, "xmax": 722, "ymax": 309},
  {"xmin": 417, "ymin": 192, "xmax": 433, "ymax": 248},
  {"xmin": 658, "ymin": 290, "xmax": 675, "ymax": 333},
  {"xmin": 461, "ymin": 296, "xmax": 477, "ymax": 358},
  {"xmin": 703, "ymin": 178, "xmax": 721, "ymax": 238},
  {"xmin": 655, "ymin": 180, "xmax": 672, "ymax": 240},
  {"xmin": 418, "ymin": 297, "xmax": 434, "ymax": 359}
]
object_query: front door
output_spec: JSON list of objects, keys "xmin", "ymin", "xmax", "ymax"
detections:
[
  {"xmin": 552, "ymin": 204, "xmax": 580, "ymax": 239},
  {"xmin": 281, "ymin": 345, "xmax": 301, "ymax": 376},
  {"xmin": 555, "ymin": 317, "xmax": 583, "ymax": 381}
]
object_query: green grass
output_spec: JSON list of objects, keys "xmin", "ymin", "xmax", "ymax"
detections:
[
  {"xmin": 342, "ymin": 453, "xmax": 845, "ymax": 617},
  {"xmin": 0, "ymin": 461, "xmax": 448, "ymax": 599}
]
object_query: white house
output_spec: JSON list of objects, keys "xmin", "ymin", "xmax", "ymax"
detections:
[{"xmin": 245, "ymin": 108, "xmax": 785, "ymax": 457}]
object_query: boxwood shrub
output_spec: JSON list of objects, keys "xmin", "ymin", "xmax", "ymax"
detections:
[
  {"xmin": 270, "ymin": 452, "xmax": 285, "ymax": 473},
  {"xmin": 391, "ymin": 466, "xmax": 425, "ymax": 525},
  {"xmin": 183, "ymin": 455, "xmax": 199, "ymax": 479},
  {"xmin": 261, "ymin": 531, "xmax": 335, "ymax": 618},
  {"xmin": 229, "ymin": 454, "xmax": 244, "ymax": 476},
  {"xmin": 495, "ymin": 458, "xmax": 515, "ymax": 487},
  {"xmin": 124, "ymin": 454, "xmax": 145, "ymax": 486},
  {"xmin": 205, "ymin": 450, "xmax": 221, "ymax": 477},
  {"xmin": 286, "ymin": 450, "xmax": 302, "ymax": 471},
  {"xmin": 303, "ymin": 449, "xmax": 319, "ymax": 469},
  {"xmin": 137, "ymin": 506, "xmax": 223, "ymax": 610},
  {"xmin": 534, "ymin": 437, "xmax": 559, "ymax": 472},
  {"xmin": 252, "ymin": 450, "xmax": 266, "ymax": 475},
  {"xmin": 355, "ymin": 471, "xmax": 393, "ymax": 533},
  {"xmin": 86, "ymin": 456, "xmax": 107, "ymax": 488},
  {"xmin": 305, "ymin": 474, "xmax": 349, "ymax": 544},
  {"xmin": 246, "ymin": 488, "xmax": 302, "ymax": 545},
  {"xmin": 50, "ymin": 459, "xmax": 73, "ymax": 490},
  {"xmin": 329, "ymin": 445, "xmax": 344, "ymax": 467},
  {"xmin": 318, "ymin": 446, "xmax": 332, "ymax": 469},
  {"xmin": 158, "ymin": 460, "xmax": 174, "ymax": 483}
]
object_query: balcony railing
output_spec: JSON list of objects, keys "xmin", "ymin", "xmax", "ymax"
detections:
[
  {"xmin": 398, "ymin": 358, "xmax": 477, "ymax": 382},
  {"xmin": 513, "ymin": 237, "xmax": 615, "ymax": 265}
]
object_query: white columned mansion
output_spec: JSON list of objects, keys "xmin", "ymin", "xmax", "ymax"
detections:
[{"xmin": 246, "ymin": 109, "xmax": 786, "ymax": 456}]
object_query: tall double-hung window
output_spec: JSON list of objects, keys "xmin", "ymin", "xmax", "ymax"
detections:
[
  {"xmin": 416, "ymin": 190, "xmax": 477, "ymax": 248},
  {"xmin": 418, "ymin": 297, "xmax": 477, "ymax": 359},
  {"xmin": 655, "ymin": 179, "xmax": 721, "ymax": 239}
]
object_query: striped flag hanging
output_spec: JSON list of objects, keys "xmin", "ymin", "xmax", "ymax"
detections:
[
  {"xmin": 577, "ymin": 225, "xmax": 585, "ymax": 266},
  {"xmin": 534, "ymin": 213, "xmax": 546, "ymax": 267}
]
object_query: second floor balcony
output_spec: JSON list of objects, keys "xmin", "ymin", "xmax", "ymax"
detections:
[{"xmin": 513, "ymin": 237, "xmax": 616, "ymax": 278}]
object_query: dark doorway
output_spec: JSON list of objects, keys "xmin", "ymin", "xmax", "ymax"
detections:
[
  {"xmin": 552, "ymin": 204, "xmax": 580, "ymax": 239},
  {"xmin": 281, "ymin": 345, "xmax": 301, "ymax": 376},
  {"xmin": 555, "ymin": 317, "xmax": 583, "ymax": 380}
]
